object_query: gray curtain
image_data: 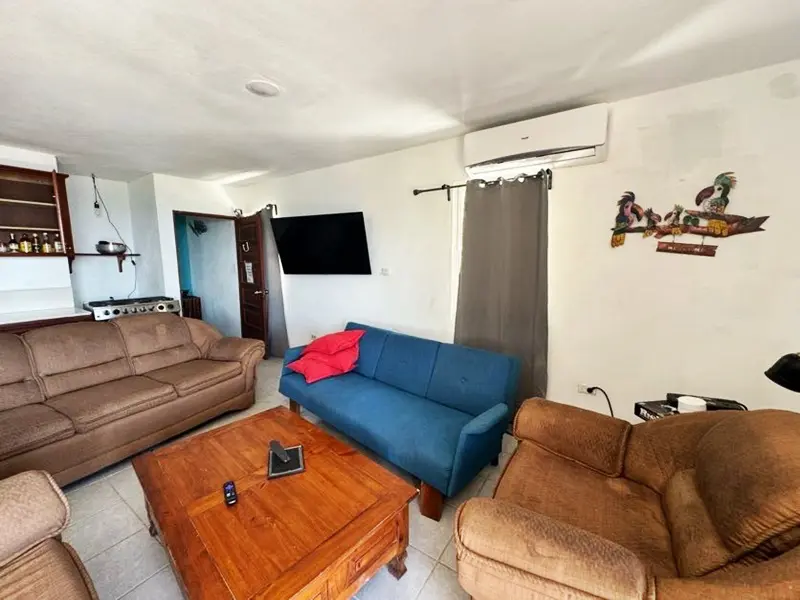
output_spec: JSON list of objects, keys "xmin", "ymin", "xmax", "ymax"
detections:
[
  {"xmin": 454, "ymin": 177, "xmax": 548, "ymax": 410},
  {"xmin": 259, "ymin": 205, "xmax": 289, "ymax": 357}
]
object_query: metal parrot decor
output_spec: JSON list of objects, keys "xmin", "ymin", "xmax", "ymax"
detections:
[{"xmin": 609, "ymin": 172, "xmax": 768, "ymax": 257}]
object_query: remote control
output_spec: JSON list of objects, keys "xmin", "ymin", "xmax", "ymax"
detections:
[
  {"xmin": 270, "ymin": 440, "xmax": 291, "ymax": 463},
  {"xmin": 223, "ymin": 481, "xmax": 237, "ymax": 506}
]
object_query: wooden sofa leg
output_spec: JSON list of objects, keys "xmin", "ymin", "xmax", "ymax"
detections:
[
  {"xmin": 490, "ymin": 455, "xmax": 499, "ymax": 466},
  {"xmin": 419, "ymin": 482, "xmax": 444, "ymax": 521},
  {"xmin": 289, "ymin": 399, "xmax": 301, "ymax": 414}
]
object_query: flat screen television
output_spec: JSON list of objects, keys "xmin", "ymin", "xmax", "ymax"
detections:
[{"xmin": 271, "ymin": 212, "xmax": 371, "ymax": 275}]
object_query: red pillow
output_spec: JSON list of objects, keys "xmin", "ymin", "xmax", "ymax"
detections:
[
  {"xmin": 288, "ymin": 345, "xmax": 359, "ymax": 384},
  {"xmin": 302, "ymin": 329, "xmax": 365, "ymax": 356}
]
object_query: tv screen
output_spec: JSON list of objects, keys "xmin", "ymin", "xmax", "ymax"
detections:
[{"xmin": 271, "ymin": 212, "xmax": 371, "ymax": 275}]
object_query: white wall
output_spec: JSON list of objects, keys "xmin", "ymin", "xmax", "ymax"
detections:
[
  {"xmin": 187, "ymin": 218, "xmax": 241, "ymax": 337},
  {"xmin": 548, "ymin": 59, "xmax": 800, "ymax": 420},
  {"xmin": 128, "ymin": 175, "xmax": 164, "ymax": 297},
  {"xmin": 0, "ymin": 143, "xmax": 74, "ymax": 312},
  {"xmin": 66, "ymin": 175, "xmax": 137, "ymax": 304},
  {"xmin": 152, "ymin": 175, "xmax": 237, "ymax": 300},
  {"xmin": 228, "ymin": 60, "xmax": 800, "ymax": 419},
  {"xmin": 226, "ymin": 138, "xmax": 465, "ymax": 344}
]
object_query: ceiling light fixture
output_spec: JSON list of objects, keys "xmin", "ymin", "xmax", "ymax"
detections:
[{"xmin": 245, "ymin": 78, "xmax": 282, "ymax": 98}]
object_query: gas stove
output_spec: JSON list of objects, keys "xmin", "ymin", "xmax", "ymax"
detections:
[{"xmin": 83, "ymin": 296, "xmax": 181, "ymax": 321}]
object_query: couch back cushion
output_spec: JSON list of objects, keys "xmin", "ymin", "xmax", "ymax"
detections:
[
  {"xmin": 345, "ymin": 322, "xmax": 388, "ymax": 379},
  {"xmin": 426, "ymin": 343, "xmax": 518, "ymax": 416},
  {"xmin": 23, "ymin": 323, "xmax": 131, "ymax": 397},
  {"xmin": 695, "ymin": 410, "xmax": 800, "ymax": 558},
  {"xmin": 372, "ymin": 330, "xmax": 440, "ymax": 397},
  {"xmin": 112, "ymin": 314, "xmax": 200, "ymax": 374},
  {"xmin": 0, "ymin": 334, "xmax": 43, "ymax": 410}
]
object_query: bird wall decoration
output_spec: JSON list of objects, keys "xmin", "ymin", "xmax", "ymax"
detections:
[{"xmin": 609, "ymin": 172, "xmax": 768, "ymax": 256}]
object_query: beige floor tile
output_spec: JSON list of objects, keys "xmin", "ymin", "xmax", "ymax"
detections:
[
  {"xmin": 107, "ymin": 467, "xmax": 149, "ymax": 526},
  {"xmin": 65, "ymin": 480, "xmax": 124, "ymax": 525},
  {"xmin": 64, "ymin": 501, "xmax": 144, "ymax": 562},
  {"xmin": 439, "ymin": 537, "xmax": 457, "ymax": 570},
  {"xmin": 502, "ymin": 433, "xmax": 518, "ymax": 455},
  {"xmin": 446, "ymin": 473, "xmax": 487, "ymax": 508},
  {"xmin": 355, "ymin": 546, "xmax": 435, "ymax": 600},
  {"xmin": 417, "ymin": 564, "xmax": 469, "ymax": 600},
  {"xmin": 409, "ymin": 501, "xmax": 457, "ymax": 560},
  {"xmin": 479, "ymin": 474, "xmax": 501, "ymax": 498},
  {"xmin": 85, "ymin": 530, "xmax": 168, "ymax": 600},
  {"xmin": 120, "ymin": 567, "xmax": 182, "ymax": 600}
]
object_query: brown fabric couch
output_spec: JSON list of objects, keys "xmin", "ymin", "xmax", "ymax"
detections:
[
  {"xmin": 0, "ymin": 314, "xmax": 264, "ymax": 486},
  {"xmin": 455, "ymin": 398, "xmax": 800, "ymax": 600},
  {"xmin": 0, "ymin": 470, "xmax": 97, "ymax": 599}
]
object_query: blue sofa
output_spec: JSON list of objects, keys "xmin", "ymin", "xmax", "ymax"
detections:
[{"xmin": 279, "ymin": 322, "xmax": 520, "ymax": 520}]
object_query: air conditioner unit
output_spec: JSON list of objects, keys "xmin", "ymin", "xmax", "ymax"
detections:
[{"xmin": 464, "ymin": 104, "xmax": 609, "ymax": 179}]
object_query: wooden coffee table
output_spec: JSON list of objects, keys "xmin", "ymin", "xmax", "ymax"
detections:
[{"xmin": 133, "ymin": 406, "xmax": 417, "ymax": 600}]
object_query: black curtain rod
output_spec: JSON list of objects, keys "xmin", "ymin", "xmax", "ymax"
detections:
[{"xmin": 412, "ymin": 169, "xmax": 552, "ymax": 201}]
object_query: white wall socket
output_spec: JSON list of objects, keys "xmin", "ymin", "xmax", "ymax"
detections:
[{"xmin": 577, "ymin": 384, "xmax": 590, "ymax": 394}]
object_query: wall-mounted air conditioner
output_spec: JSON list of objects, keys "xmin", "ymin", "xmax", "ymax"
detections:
[{"xmin": 463, "ymin": 104, "xmax": 609, "ymax": 178}]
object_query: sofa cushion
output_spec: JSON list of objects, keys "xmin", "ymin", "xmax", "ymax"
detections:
[
  {"xmin": 280, "ymin": 372, "xmax": 472, "ymax": 492},
  {"xmin": 346, "ymin": 322, "xmax": 388, "ymax": 378},
  {"xmin": 47, "ymin": 376, "xmax": 177, "ymax": 433},
  {"xmin": 426, "ymin": 343, "xmax": 518, "ymax": 416},
  {"xmin": 302, "ymin": 329, "xmax": 365, "ymax": 356},
  {"xmin": 0, "ymin": 538, "xmax": 95, "ymax": 600},
  {"xmin": 663, "ymin": 469, "xmax": 732, "ymax": 577},
  {"xmin": 495, "ymin": 440, "xmax": 676, "ymax": 577},
  {"xmin": 145, "ymin": 360, "xmax": 241, "ymax": 396},
  {"xmin": 112, "ymin": 314, "xmax": 201, "ymax": 374},
  {"xmin": 695, "ymin": 410, "xmax": 800, "ymax": 557},
  {"xmin": 289, "ymin": 347, "xmax": 358, "ymax": 383},
  {"xmin": 373, "ymin": 331, "xmax": 439, "ymax": 397},
  {"xmin": 0, "ymin": 334, "xmax": 44, "ymax": 411},
  {"xmin": 0, "ymin": 405, "xmax": 75, "ymax": 461},
  {"xmin": 23, "ymin": 323, "xmax": 131, "ymax": 397}
]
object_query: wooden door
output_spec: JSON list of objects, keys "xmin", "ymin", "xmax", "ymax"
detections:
[{"xmin": 235, "ymin": 215, "xmax": 268, "ymax": 354}]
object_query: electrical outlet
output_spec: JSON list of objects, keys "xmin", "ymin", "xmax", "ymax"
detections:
[
  {"xmin": 310, "ymin": 334, "xmax": 317, "ymax": 340},
  {"xmin": 577, "ymin": 384, "xmax": 591, "ymax": 394}
]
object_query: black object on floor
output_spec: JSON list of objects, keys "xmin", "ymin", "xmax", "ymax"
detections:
[
  {"xmin": 268, "ymin": 445, "xmax": 305, "ymax": 479},
  {"xmin": 223, "ymin": 481, "xmax": 237, "ymax": 506}
]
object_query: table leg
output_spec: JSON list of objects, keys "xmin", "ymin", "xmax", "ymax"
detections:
[
  {"xmin": 387, "ymin": 550, "xmax": 408, "ymax": 579},
  {"xmin": 146, "ymin": 500, "xmax": 158, "ymax": 537}
]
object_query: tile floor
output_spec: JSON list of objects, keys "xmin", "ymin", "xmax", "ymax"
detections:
[{"xmin": 61, "ymin": 358, "xmax": 517, "ymax": 600}]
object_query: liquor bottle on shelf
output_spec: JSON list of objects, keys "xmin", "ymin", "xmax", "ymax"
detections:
[
  {"xmin": 41, "ymin": 232, "xmax": 53, "ymax": 254},
  {"xmin": 53, "ymin": 233, "xmax": 63, "ymax": 253},
  {"xmin": 32, "ymin": 233, "xmax": 41, "ymax": 253},
  {"xmin": 19, "ymin": 233, "xmax": 32, "ymax": 253},
  {"xmin": 7, "ymin": 233, "xmax": 19, "ymax": 253},
  {"xmin": 0, "ymin": 239, "xmax": 6, "ymax": 253}
]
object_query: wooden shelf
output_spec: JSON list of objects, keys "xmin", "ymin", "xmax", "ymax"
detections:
[
  {"xmin": 0, "ymin": 252, "xmax": 68, "ymax": 258},
  {"xmin": 68, "ymin": 253, "xmax": 141, "ymax": 274},
  {"xmin": 0, "ymin": 225, "xmax": 61, "ymax": 232},
  {"xmin": 0, "ymin": 198, "xmax": 56, "ymax": 207}
]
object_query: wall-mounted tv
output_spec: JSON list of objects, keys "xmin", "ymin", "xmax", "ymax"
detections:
[{"xmin": 271, "ymin": 211, "xmax": 371, "ymax": 275}]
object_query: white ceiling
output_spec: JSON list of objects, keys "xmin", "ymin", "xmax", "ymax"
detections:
[{"xmin": 2, "ymin": 0, "xmax": 800, "ymax": 180}]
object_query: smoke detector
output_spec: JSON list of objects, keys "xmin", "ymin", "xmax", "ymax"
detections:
[{"xmin": 245, "ymin": 79, "xmax": 282, "ymax": 98}]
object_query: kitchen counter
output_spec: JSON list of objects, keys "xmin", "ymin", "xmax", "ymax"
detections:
[{"xmin": 0, "ymin": 306, "xmax": 93, "ymax": 334}]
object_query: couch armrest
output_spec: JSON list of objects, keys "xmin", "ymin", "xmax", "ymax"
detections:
[
  {"xmin": 281, "ymin": 346, "xmax": 306, "ymax": 377},
  {"xmin": 0, "ymin": 471, "xmax": 69, "ymax": 569},
  {"xmin": 447, "ymin": 403, "xmax": 509, "ymax": 497},
  {"xmin": 208, "ymin": 337, "xmax": 265, "ymax": 391},
  {"xmin": 455, "ymin": 498, "xmax": 653, "ymax": 600},
  {"xmin": 514, "ymin": 398, "xmax": 631, "ymax": 476}
]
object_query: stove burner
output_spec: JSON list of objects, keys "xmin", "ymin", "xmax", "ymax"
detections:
[{"xmin": 82, "ymin": 296, "xmax": 181, "ymax": 321}]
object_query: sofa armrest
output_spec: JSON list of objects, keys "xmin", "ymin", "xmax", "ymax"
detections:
[
  {"xmin": 208, "ymin": 337, "xmax": 265, "ymax": 391},
  {"xmin": 514, "ymin": 398, "xmax": 631, "ymax": 476},
  {"xmin": 447, "ymin": 403, "xmax": 509, "ymax": 497},
  {"xmin": 281, "ymin": 346, "xmax": 306, "ymax": 377},
  {"xmin": 0, "ymin": 471, "xmax": 69, "ymax": 569},
  {"xmin": 455, "ymin": 498, "xmax": 653, "ymax": 600}
]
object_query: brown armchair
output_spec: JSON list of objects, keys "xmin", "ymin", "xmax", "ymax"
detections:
[
  {"xmin": 0, "ymin": 471, "xmax": 97, "ymax": 599},
  {"xmin": 455, "ymin": 399, "xmax": 800, "ymax": 599}
]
